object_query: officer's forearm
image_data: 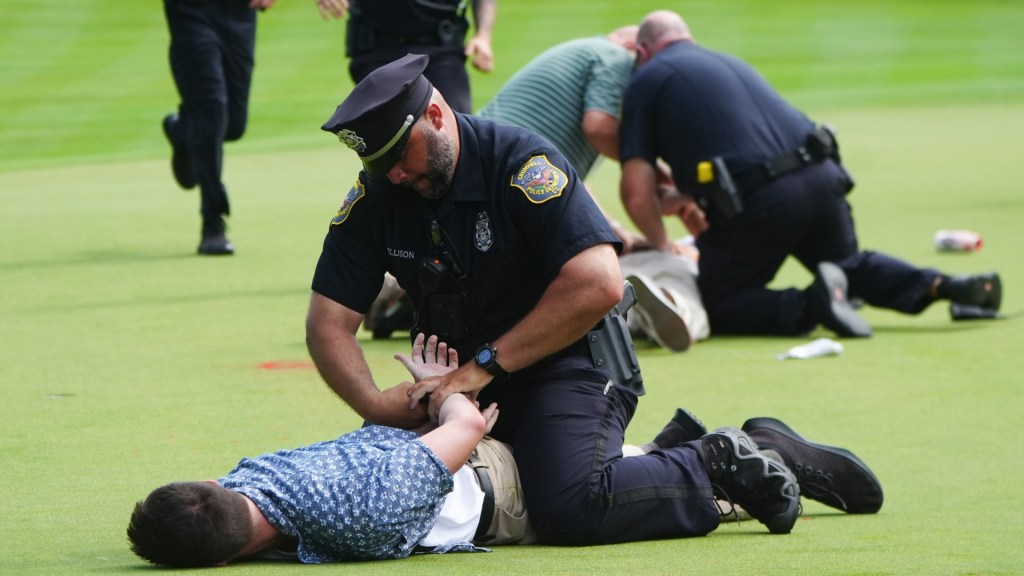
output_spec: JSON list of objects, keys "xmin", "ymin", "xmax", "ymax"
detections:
[
  {"xmin": 621, "ymin": 158, "xmax": 670, "ymax": 250},
  {"xmin": 305, "ymin": 292, "xmax": 427, "ymax": 428}
]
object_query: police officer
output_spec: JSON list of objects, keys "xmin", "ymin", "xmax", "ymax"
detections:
[
  {"xmin": 161, "ymin": 0, "xmax": 276, "ymax": 255},
  {"xmin": 306, "ymin": 54, "xmax": 802, "ymax": 544},
  {"xmin": 315, "ymin": 0, "xmax": 495, "ymax": 114},
  {"xmin": 619, "ymin": 10, "xmax": 1003, "ymax": 337}
]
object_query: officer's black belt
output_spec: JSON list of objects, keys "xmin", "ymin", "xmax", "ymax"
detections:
[
  {"xmin": 733, "ymin": 129, "xmax": 834, "ymax": 193},
  {"xmin": 469, "ymin": 452, "xmax": 495, "ymax": 542}
]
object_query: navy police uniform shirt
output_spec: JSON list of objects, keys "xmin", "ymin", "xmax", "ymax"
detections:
[
  {"xmin": 311, "ymin": 114, "xmax": 620, "ymax": 356},
  {"xmin": 619, "ymin": 41, "xmax": 815, "ymax": 190}
]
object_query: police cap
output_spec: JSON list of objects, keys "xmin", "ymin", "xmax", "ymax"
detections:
[{"xmin": 321, "ymin": 54, "xmax": 434, "ymax": 178}]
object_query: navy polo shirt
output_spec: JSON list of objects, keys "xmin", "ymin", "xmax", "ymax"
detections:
[
  {"xmin": 619, "ymin": 41, "xmax": 815, "ymax": 189},
  {"xmin": 312, "ymin": 114, "xmax": 620, "ymax": 355}
]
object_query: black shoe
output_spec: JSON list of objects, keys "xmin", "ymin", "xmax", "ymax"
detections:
[
  {"xmin": 742, "ymin": 417, "xmax": 883, "ymax": 514},
  {"xmin": 807, "ymin": 262, "xmax": 872, "ymax": 338},
  {"xmin": 701, "ymin": 427, "xmax": 800, "ymax": 534},
  {"xmin": 642, "ymin": 408, "xmax": 708, "ymax": 452},
  {"xmin": 162, "ymin": 114, "xmax": 196, "ymax": 190},
  {"xmin": 372, "ymin": 295, "xmax": 415, "ymax": 339},
  {"xmin": 198, "ymin": 231, "xmax": 235, "ymax": 255},
  {"xmin": 950, "ymin": 303, "xmax": 1004, "ymax": 321},
  {"xmin": 939, "ymin": 273, "xmax": 1001, "ymax": 310}
]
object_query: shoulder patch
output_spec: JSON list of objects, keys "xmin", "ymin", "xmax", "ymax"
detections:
[
  {"xmin": 510, "ymin": 154, "xmax": 568, "ymax": 204},
  {"xmin": 330, "ymin": 178, "xmax": 366, "ymax": 226}
]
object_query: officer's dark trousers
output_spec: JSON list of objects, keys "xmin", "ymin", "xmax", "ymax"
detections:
[
  {"xmin": 164, "ymin": 0, "xmax": 255, "ymax": 229},
  {"xmin": 350, "ymin": 48, "xmax": 472, "ymax": 114},
  {"xmin": 478, "ymin": 353, "xmax": 720, "ymax": 545},
  {"xmin": 696, "ymin": 160, "xmax": 942, "ymax": 335}
]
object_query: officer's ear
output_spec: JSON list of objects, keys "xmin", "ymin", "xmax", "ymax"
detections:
[{"xmin": 423, "ymin": 101, "xmax": 445, "ymax": 128}]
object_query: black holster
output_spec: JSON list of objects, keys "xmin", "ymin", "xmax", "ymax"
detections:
[{"xmin": 587, "ymin": 281, "xmax": 645, "ymax": 396}]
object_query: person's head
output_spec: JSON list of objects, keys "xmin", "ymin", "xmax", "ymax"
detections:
[
  {"xmin": 127, "ymin": 481, "xmax": 252, "ymax": 567},
  {"xmin": 322, "ymin": 54, "xmax": 460, "ymax": 200},
  {"xmin": 635, "ymin": 10, "xmax": 694, "ymax": 66},
  {"xmin": 607, "ymin": 25, "xmax": 639, "ymax": 53}
]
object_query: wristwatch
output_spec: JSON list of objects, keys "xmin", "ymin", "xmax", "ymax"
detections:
[{"xmin": 474, "ymin": 343, "xmax": 508, "ymax": 378}]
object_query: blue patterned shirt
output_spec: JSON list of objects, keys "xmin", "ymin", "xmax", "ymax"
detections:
[{"xmin": 219, "ymin": 426, "xmax": 454, "ymax": 563}]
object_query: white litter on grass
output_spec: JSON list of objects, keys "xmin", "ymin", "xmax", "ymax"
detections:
[{"xmin": 777, "ymin": 337, "xmax": 844, "ymax": 360}]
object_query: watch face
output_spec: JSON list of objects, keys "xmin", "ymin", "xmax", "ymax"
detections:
[{"xmin": 477, "ymin": 348, "xmax": 494, "ymax": 364}]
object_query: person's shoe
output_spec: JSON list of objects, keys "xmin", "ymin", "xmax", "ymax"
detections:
[
  {"xmin": 197, "ymin": 230, "xmax": 234, "ymax": 256},
  {"xmin": 372, "ymin": 295, "xmax": 415, "ymax": 339},
  {"xmin": 950, "ymin": 303, "xmax": 1004, "ymax": 321},
  {"xmin": 939, "ymin": 273, "xmax": 1001, "ymax": 310},
  {"xmin": 701, "ymin": 427, "xmax": 800, "ymax": 534},
  {"xmin": 162, "ymin": 114, "xmax": 196, "ymax": 190},
  {"xmin": 626, "ymin": 273, "xmax": 691, "ymax": 352},
  {"xmin": 641, "ymin": 408, "xmax": 708, "ymax": 452},
  {"xmin": 806, "ymin": 262, "xmax": 872, "ymax": 338},
  {"xmin": 742, "ymin": 417, "xmax": 883, "ymax": 514}
]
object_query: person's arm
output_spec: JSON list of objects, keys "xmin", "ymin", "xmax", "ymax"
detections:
[
  {"xmin": 582, "ymin": 109, "xmax": 621, "ymax": 160},
  {"xmin": 419, "ymin": 395, "xmax": 497, "ymax": 473},
  {"xmin": 465, "ymin": 0, "xmax": 496, "ymax": 73},
  {"xmin": 250, "ymin": 0, "xmax": 277, "ymax": 9},
  {"xmin": 306, "ymin": 291, "xmax": 429, "ymax": 428},
  {"xmin": 621, "ymin": 157, "xmax": 672, "ymax": 251},
  {"xmin": 410, "ymin": 243, "xmax": 622, "ymax": 420},
  {"xmin": 314, "ymin": 0, "xmax": 348, "ymax": 19}
]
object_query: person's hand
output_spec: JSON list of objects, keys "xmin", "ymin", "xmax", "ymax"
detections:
[
  {"xmin": 614, "ymin": 225, "xmax": 653, "ymax": 255},
  {"xmin": 394, "ymin": 333, "xmax": 459, "ymax": 382},
  {"xmin": 465, "ymin": 36, "xmax": 494, "ymax": 73},
  {"xmin": 409, "ymin": 363, "xmax": 491, "ymax": 423},
  {"xmin": 480, "ymin": 401, "xmax": 499, "ymax": 434},
  {"xmin": 250, "ymin": 0, "xmax": 277, "ymax": 10},
  {"xmin": 678, "ymin": 201, "xmax": 708, "ymax": 238},
  {"xmin": 314, "ymin": 0, "xmax": 348, "ymax": 19}
]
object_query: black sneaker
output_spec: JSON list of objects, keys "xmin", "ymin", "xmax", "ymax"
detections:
[
  {"xmin": 701, "ymin": 427, "xmax": 800, "ymax": 534},
  {"xmin": 162, "ymin": 114, "xmax": 196, "ymax": 190},
  {"xmin": 198, "ymin": 232, "xmax": 235, "ymax": 256},
  {"xmin": 742, "ymin": 417, "xmax": 883, "ymax": 514},
  {"xmin": 807, "ymin": 262, "xmax": 872, "ymax": 338},
  {"xmin": 641, "ymin": 408, "xmax": 708, "ymax": 452},
  {"xmin": 940, "ymin": 273, "xmax": 1001, "ymax": 310}
]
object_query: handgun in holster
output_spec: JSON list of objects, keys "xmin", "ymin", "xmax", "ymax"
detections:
[
  {"xmin": 587, "ymin": 281, "xmax": 645, "ymax": 396},
  {"xmin": 697, "ymin": 156, "xmax": 744, "ymax": 219}
]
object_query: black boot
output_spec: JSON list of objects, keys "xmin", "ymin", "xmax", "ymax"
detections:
[
  {"xmin": 742, "ymin": 417, "xmax": 883, "ymax": 514},
  {"xmin": 198, "ymin": 218, "xmax": 234, "ymax": 256},
  {"xmin": 162, "ymin": 113, "xmax": 196, "ymax": 190},
  {"xmin": 640, "ymin": 408, "xmax": 707, "ymax": 452},
  {"xmin": 938, "ymin": 273, "xmax": 1001, "ymax": 310}
]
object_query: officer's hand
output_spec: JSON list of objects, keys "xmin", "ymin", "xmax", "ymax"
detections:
[
  {"xmin": 409, "ymin": 363, "xmax": 490, "ymax": 423},
  {"xmin": 315, "ymin": 0, "xmax": 348, "ymax": 20},
  {"xmin": 465, "ymin": 36, "xmax": 494, "ymax": 73},
  {"xmin": 251, "ymin": 0, "xmax": 277, "ymax": 10},
  {"xmin": 395, "ymin": 333, "xmax": 459, "ymax": 382}
]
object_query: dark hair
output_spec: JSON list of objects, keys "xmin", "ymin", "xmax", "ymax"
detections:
[{"xmin": 127, "ymin": 482, "xmax": 253, "ymax": 567}]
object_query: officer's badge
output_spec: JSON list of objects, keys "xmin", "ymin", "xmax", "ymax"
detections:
[
  {"xmin": 330, "ymin": 178, "xmax": 366, "ymax": 226},
  {"xmin": 474, "ymin": 211, "xmax": 493, "ymax": 252},
  {"xmin": 336, "ymin": 129, "xmax": 366, "ymax": 154},
  {"xmin": 510, "ymin": 155, "xmax": 567, "ymax": 204}
]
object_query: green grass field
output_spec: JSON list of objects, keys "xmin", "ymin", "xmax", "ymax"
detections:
[{"xmin": 2, "ymin": 1, "xmax": 1023, "ymax": 574}]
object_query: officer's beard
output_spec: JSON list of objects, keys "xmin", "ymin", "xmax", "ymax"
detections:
[{"xmin": 415, "ymin": 125, "xmax": 457, "ymax": 201}]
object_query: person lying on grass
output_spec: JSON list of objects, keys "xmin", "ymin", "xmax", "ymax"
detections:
[{"xmin": 127, "ymin": 334, "xmax": 534, "ymax": 567}]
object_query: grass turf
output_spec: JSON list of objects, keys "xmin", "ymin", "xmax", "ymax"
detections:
[{"xmin": 1, "ymin": 1, "xmax": 1023, "ymax": 575}]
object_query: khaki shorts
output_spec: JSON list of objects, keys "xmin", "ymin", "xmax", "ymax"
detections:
[{"xmin": 470, "ymin": 437, "xmax": 537, "ymax": 545}]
